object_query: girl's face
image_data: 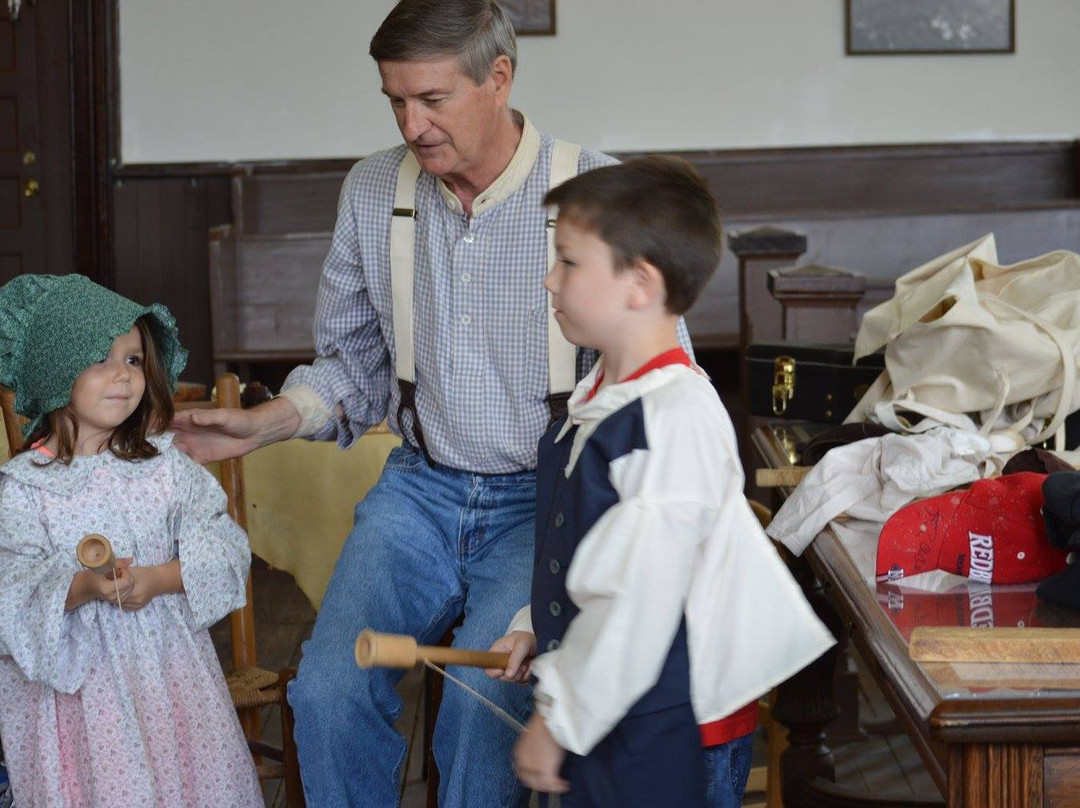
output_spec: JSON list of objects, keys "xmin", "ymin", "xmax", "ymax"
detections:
[{"xmin": 69, "ymin": 326, "xmax": 145, "ymax": 451}]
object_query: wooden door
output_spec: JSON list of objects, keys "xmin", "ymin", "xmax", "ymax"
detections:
[{"xmin": 0, "ymin": 0, "xmax": 80, "ymax": 284}]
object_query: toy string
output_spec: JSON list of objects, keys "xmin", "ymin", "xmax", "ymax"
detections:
[{"xmin": 420, "ymin": 658, "xmax": 526, "ymax": 733}]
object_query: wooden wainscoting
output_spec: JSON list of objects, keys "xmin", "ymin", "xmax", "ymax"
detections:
[{"xmin": 111, "ymin": 140, "xmax": 1080, "ymax": 386}]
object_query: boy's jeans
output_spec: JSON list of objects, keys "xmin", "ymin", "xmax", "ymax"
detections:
[
  {"xmin": 704, "ymin": 732, "xmax": 755, "ymax": 808},
  {"xmin": 288, "ymin": 444, "xmax": 536, "ymax": 808}
]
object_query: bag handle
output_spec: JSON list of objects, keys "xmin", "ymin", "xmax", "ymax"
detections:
[{"xmin": 979, "ymin": 294, "xmax": 1076, "ymax": 444}]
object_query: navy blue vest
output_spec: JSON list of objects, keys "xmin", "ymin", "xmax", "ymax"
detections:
[{"xmin": 532, "ymin": 399, "xmax": 691, "ymax": 717}]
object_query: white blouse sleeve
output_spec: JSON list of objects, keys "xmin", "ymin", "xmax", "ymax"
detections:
[
  {"xmin": 531, "ymin": 488, "xmax": 711, "ymax": 755},
  {"xmin": 168, "ymin": 451, "xmax": 252, "ymax": 631},
  {"xmin": 531, "ymin": 383, "xmax": 835, "ymax": 754},
  {"xmin": 507, "ymin": 605, "xmax": 533, "ymax": 635},
  {"xmin": 0, "ymin": 478, "xmax": 94, "ymax": 693},
  {"xmin": 529, "ymin": 384, "xmax": 734, "ymax": 755}
]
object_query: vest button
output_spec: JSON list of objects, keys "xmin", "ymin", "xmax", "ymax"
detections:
[
  {"xmin": 546, "ymin": 639, "xmax": 560, "ymax": 652},
  {"xmin": 549, "ymin": 558, "xmax": 561, "ymax": 574},
  {"xmin": 554, "ymin": 512, "xmax": 564, "ymax": 528},
  {"xmin": 549, "ymin": 601, "xmax": 562, "ymax": 617}
]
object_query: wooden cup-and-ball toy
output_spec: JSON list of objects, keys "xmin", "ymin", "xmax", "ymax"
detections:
[
  {"xmin": 355, "ymin": 629, "xmax": 511, "ymax": 671},
  {"xmin": 76, "ymin": 534, "xmax": 117, "ymax": 578}
]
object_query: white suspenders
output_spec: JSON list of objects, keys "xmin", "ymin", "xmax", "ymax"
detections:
[{"xmin": 389, "ymin": 140, "xmax": 582, "ymax": 459}]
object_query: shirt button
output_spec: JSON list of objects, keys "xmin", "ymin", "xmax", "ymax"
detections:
[
  {"xmin": 461, "ymin": 272, "xmax": 472, "ymax": 284},
  {"xmin": 549, "ymin": 601, "xmax": 562, "ymax": 617},
  {"xmin": 554, "ymin": 512, "xmax": 564, "ymax": 528},
  {"xmin": 546, "ymin": 639, "xmax": 560, "ymax": 652},
  {"xmin": 549, "ymin": 558, "xmax": 561, "ymax": 575},
  {"xmin": 460, "ymin": 314, "xmax": 472, "ymax": 325},
  {"xmin": 463, "ymin": 232, "xmax": 475, "ymax": 244}
]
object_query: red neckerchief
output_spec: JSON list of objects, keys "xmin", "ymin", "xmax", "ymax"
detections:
[
  {"xmin": 584, "ymin": 347, "xmax": 692, "ymax": 403},
  {"xmin": 30, "ymin": 440, "xmax": 55, "ymax": 458}
]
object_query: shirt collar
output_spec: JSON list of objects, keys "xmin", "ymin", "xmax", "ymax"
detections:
[
  {"xmin": 555, "ymin": 350, "xmax": 696, "ymax": 445},
  {"xmin": 436, "ymin": 112, "xmax": 541, "ymax": 217}
]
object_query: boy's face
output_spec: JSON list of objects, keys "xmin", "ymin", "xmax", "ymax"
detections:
[
  {"xmin": 69, "ymin": 326, "xmax": 146, "ymax": 442},
  {"xmin": 545, "ymin": 217, "xmax": 636, "ymax": 351}
]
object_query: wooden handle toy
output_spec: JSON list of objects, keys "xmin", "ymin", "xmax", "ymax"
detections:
[
  {"xmin": 76, "ymin": 534, "xmax": 115, "ymax": 576},
  {"xmin": 355, "ymin": 629, "xmax": 511, "ymax": 670},
  {"xmin": 755, "ymin": 466, "xmax": 812, "ymax": 488}
]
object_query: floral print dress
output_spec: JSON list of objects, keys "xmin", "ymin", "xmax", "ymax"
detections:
[{"xmin": 0, "ymin": 434, "xmax": 262, "ymax": 807}]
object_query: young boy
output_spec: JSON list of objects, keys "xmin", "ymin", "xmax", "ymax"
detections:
[{"xmin": 487, "ymin": 157, "xmax": 835, "ymax": 807}]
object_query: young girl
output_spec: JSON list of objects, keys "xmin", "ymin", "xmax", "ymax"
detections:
[{"xmin": 0, "ymin": 274, "xmax": 262, "ymax": 807}]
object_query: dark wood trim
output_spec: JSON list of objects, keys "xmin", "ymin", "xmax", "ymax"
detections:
[
  {"xmin": 115, "ymin": 140, "xmax": 1077, "ymax": 176},
  {"xmin": 113, "ymin": 158, "xmax": 359, "ymax": 180},
  {"xmin": 113, "ymin": 139, "xmax": 1080, "ymax": 219},
  {"xmin": 69, "ymin": 0, "xmax": 118, "ymax": 287}
]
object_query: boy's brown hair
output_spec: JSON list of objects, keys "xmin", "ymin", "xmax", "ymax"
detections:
[
  {"xmin": 22, "ymin": 316, "xmax": 175, "ymax": 464},
  {"xmin": 543, "ymin": 156, "xmax": 723, "ymax": 315}
]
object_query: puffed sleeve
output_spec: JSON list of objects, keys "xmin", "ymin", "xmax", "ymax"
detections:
[
  {"xmin": 168, "ymin": 450, "xmax": 251, "ymax": 631},
  {"xmin": 530, "ymin": 489, "xmax": 710, "ymax": 755},
  {"xmin": 0, "ymin": 477, "xmax": 93, "ymax": 693},
  {"xmin": 531, "ymin": 378, "xmax": 834, "ymax": 755}
]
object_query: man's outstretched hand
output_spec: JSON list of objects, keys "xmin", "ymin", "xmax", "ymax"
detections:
[{"xmin": 172, "ymin": 397, "xmax": 301, "ymax": 463}]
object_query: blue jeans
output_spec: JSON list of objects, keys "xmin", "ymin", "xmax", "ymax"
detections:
[
  {"xmin": 704, "ymin": 732, "xmax": 755, "ymax": 808},
  {"xmin": 288, "ymin": 444, "xmax": 536, "ymax": 808}
]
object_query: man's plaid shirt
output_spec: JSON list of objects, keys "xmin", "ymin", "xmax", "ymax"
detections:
[{"xmin": 283, "ymin": 119, "xmax": 690, "ymax": 474}]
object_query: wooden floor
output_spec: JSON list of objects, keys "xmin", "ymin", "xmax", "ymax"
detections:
[{"xmin": 211, "ymin": 558, "xmax": 941, "ymax": 808}]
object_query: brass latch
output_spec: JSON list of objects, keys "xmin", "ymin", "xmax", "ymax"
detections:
[{"xmin": 771, "ymin": 355, "xmax": 795, "ymax": 416}]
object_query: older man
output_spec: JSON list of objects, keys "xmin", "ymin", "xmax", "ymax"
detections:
[{"xmin": 175, "ymin": 1, "xmax": 690, "ymax": 806}]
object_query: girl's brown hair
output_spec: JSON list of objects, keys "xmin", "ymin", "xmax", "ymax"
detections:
[{"xmin": 21, "ymin": 316, "xmax": 175, "ymax": 464}]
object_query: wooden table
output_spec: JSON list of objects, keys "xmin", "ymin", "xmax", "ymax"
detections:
[{"xmin": 754, "ymin": 423, "xmax": 1080, "ymax": 808}]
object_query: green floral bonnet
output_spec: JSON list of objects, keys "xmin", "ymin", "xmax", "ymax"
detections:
[{"xmin": 0, "ymin": 274, "xmax": 188, "ymax": 437}]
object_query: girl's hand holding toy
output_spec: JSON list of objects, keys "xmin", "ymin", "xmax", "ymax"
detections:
[{"xmin": 104, "ymin": 560, "xmax": 184, "ymax": 610}]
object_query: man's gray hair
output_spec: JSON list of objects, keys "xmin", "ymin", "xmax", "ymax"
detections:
[{"xmin": 369, "ymin": 0, "xmax": 518, "ymax": 84}]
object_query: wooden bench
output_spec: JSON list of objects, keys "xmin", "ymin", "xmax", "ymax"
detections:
[{"xmin": 208, "ymin": 166, "xmax": 349, "ymax": 380}]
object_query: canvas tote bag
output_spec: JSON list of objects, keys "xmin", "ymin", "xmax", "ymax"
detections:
[{"xmin": 846, "ymin": 234, "xmax": 1080, "ymax": 451}]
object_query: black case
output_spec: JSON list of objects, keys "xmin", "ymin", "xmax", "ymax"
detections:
[{"xmin": 747, "ymin": 341, "xmax": 885, "ymax": 424}]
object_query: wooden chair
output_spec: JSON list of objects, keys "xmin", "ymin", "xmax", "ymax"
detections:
[
  {"xmin": 744, "ymin": 498, "xmax": 788, "ymax": 808},
  {"xmin": 0, "ymin": 387, "xmax": 25, "ymax": 454},
  {"xmin": 1, "ymin": 378, "xmax": 305, "ymax": 807}
]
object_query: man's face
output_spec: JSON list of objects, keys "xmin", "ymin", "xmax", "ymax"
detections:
[{"xmin": 379, "ymin": 55, "xmax": 510, "ymax": 182}]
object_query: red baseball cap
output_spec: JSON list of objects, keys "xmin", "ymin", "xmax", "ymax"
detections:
[
  {"xmin": 876, "ymin": 473, "xmax": 1069, "ymax": 585},
  {"xmin": 876, "ymin": 583, "xmax": 1043, "ymax": 642}
]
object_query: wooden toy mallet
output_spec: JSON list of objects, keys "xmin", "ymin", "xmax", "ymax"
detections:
[
  {"xmin": 76, "ymin": 533, "xmax": 118, "ymax": 579},
  {"xmin": 356, "ymin": 630, "xmax": 529, "ymax": 732},
  {"xmin": 355, "ymin": 629, "xmax": 510, "ymax": 670}
]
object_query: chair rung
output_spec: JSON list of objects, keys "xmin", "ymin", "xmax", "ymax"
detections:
[
  {"xmin": 249, "ymin": 739, "xmax": 285, "ymax": 761},
  {"xmin": 255, "ymin": 761, "xmax": 287, "ymax": 780},
  {"xmin": 745, "ymin": 766, "xmax": 769, "ymax": 793}
]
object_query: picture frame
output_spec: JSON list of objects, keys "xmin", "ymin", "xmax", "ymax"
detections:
[
  {"xmin": 845, "ymin": 0, "xmax": 1015, "ymax": 55},
  {"xmin": 501, "ymin": 0, "xmax": 556, "ymax": 37}
]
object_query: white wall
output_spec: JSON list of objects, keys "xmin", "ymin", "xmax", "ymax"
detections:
[{"xmin": 119, "ymin": 0, "xmax": 1080, "ymax": 164}]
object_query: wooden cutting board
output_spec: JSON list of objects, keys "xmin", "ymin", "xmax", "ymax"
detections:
[{"xmin": 909, "ymin": 627, "xmax": 1080, "ymax": 664}]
